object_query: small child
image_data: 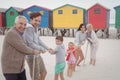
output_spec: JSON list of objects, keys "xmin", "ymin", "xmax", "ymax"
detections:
[
  {"xmin": 66, "ymin": 42, "xmax": 76, "ymax": 77},
  {"xmin": 50, "ymin": 36, "xmax": 66, "ymax": 80}
]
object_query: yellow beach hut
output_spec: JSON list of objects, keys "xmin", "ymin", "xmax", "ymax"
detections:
[{"xmin": 53, "ymin": 4, "xmax": 86, "ymax": 28}]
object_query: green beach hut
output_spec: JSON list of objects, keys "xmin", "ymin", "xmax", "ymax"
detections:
[
  {"xmin": 5, "ymin": 7, "xmax": 23, "ymax": 28},
  {"xmin": 114, "ymin": 5, "xmax": 120, "ymax": 29}
]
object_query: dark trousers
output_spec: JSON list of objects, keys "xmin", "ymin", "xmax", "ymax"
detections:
[{"xmin": 3, "ymin": 70, "xmax": 26, "ymax": 80}]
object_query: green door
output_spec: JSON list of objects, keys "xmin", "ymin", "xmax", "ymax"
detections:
[
  {"xmin": 6, "ymin": 8, "xmax": 19, "ymax": 28},
  {"xmin": 115, "ymin": 9, "xmax": 120, "ymax": 28}
]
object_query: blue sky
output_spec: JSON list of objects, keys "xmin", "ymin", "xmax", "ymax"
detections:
[{"xmin": 0, "ymin": 0, "xmax": 120, "ymax": 23}]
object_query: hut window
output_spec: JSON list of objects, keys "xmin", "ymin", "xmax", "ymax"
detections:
[
  {"xmin": 10, "ymin": 11, "xmax": 14, "ymax": 16},
  {"xmin": 94, "ymin": 9, "xmax": 100, "ymax": 14},
  {"xmin": 58, "ymin": 10, "xmax": 63, "ymax": 14},
  {"xmin": 73, "ymin": 9, "xmax": 77, "ymax": 14}
]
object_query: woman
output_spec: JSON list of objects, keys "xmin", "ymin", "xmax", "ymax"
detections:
[
  {"xmin": 86, "ymin": 24, "xmax": 99, "ymax": 65},
  {"xmin": 23, "ymin": 12, "xmax": 52, "ymax": 80},
  {"xmin": 74, "ymin": 24, "xmax": 86, "ymax": 66}
]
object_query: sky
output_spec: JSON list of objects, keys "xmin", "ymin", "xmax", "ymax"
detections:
[{"xmin": 0, "ymin": 0, "xmax": 120, "ymax": 24}]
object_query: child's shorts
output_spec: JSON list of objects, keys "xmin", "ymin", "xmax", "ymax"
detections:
[
  {"xmin": 67, "ymin": 59, "xmax": 76, "ymax": 64},
  {"xmin": 55, "ymin": 61, "xmax": 66, "ymax": 74}
]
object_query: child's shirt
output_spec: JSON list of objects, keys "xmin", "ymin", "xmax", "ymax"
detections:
[
  {"xmin": 53, "ymin": 44, "xmax": 66, "ymax": 64},
  {"xmin": 66, "ymin": 48, "xmax": 76, "ymax": 61}
]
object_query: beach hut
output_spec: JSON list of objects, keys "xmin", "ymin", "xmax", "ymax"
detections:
[
  {"xmin": 21, "ymin": 5, "xmax": 52, "ymax": 28},
  {"xmin": 87, "ymin": 3, "xmax": 110, "ymax": 29},
  {"xmin": 0, "ymin": 8, "xmax": 6, "ymax": 28},
  {"xmin": 52, "ymin": 4, "xmax": 86, "ymax": 28},
  {"xmin": 114, "ymin": 5, "xmax": 120, "ymax": 29},
  {"xmin": 5, "ymin": 7, "xmax": 23, "ymax": 28}
]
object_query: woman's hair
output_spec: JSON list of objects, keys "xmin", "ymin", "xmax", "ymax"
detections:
[
  {"xmin": 77, "ymin": 23, "xmax": 86, "ymax": 31},
  {"xmin": 86, "ymin": 24, "xmax": 93, "ymax": 29},
  {"xmin": 56, "ymin": 36, "xmax": 63, "ymax": 42},
  {"xmin": 30, "ymin": 12, "xmax": 42, "ymax": 19}
]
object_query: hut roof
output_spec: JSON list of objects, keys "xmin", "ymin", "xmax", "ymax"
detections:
[
  {"xmin": 21, "ymin": 5, "xmax": 51, "ymax": 12},
  {"xmin": 5, "ymin": 7, "xmax": 23, "ymax": 13},
  {"xmin": 52, "ymin": 4, "xmax": 85, "ymax": 11},
  {"xmin": 13, "ymin": 7, "xmax": 23, "ymax": 11},
  {"xmin": 114, "ymin": 5, "xmax": 120, "ymax": 9},
  {"xmin": 87, "ymin": 3, "xmax": 110, "ymax": 11},
  {"xmin": 0, "ymin": 8, "xmax": 7, "ymax": 12}
]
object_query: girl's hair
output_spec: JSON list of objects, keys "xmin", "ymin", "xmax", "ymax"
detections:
[
  {"xmin": 30, "ymin": 12, "xmax": 42, "ymax": 19},
  {"xmin": 56, "ymin": 36, "xmax": 63, "ymax": 42},
  {"xmin": 68, "ymin": 42, "xmax": 74, "ymax": 45},
  {"xmin": 77, "ymin": 24, "xmax": 86, "ymax": 31},
  {"xmin": 68, "ymin": 42, "xmax": 74, "ymax": 46}
]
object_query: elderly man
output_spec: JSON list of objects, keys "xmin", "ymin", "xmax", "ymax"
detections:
[{"xmin": 1, "ymin": 15, "xmax": 40, "ymax": 80}]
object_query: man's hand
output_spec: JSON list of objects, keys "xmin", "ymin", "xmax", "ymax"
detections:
[
  {"xmin": 33, "ymin": 49, "xmax": 40, "ymax": 54},
  {"xmin": 81, "ymin": 41, "xmax": 85, "ymax": 45},
  {"xmin": 87, "ymin": 38, "xmax": 91, "ymax": 41}
]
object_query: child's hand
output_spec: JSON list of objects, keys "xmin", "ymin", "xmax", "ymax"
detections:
[
  {"xmin": 49, "ymin": 49, "xmax": 54, "ymax": 54},
  {"xmin": 41, "ymin": 50, "xmax": 46, "ymax": 54},
  {"xmin": 74, "ymin": 46, "xmax": 79, "ymax": 50},
  {"xmin": 74, "ymin": 45, "xmax": 78, "ymax": 49},
  {"xmin": 48, "ymin": 48, "xmax": 53, "ymax": 52}
]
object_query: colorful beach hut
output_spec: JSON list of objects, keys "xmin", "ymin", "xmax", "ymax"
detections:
[
  {"xmin": 5, "ymin": 7, "xmax": 23, "ymax": 28},
  {"xmin": 87, "ymin": 3, "xmax": 110, "ymax": 29},
  {"xmin": 52, "ymin": 4, "xmax": 86, "ymax": 28},
  {"xmin": 21, "ymin": 5, "xmax": 52, "ymax": 28},
  {"xmin": 0, "ymin": 8, "xmax": 6, "ymax": 28},
  {"xmin": 114, "ymin": 5, "xmax": 120, "ymax": 29}
]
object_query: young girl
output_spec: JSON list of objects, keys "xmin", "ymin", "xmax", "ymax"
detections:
[
  {"xmin": 86, "ymin": 24, "xmax": 99, "ymax": 66},
  {"xmin": 66, "ymin": 42, "xmax": 76, "ymax": 77}
]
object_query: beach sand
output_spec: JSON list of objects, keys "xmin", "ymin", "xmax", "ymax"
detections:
[{"xmin": 0, "ymin": 36, "xmax": 120, "ymax": 80}]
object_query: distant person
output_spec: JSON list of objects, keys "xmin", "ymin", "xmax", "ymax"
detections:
[
  {"xmin": 66, "ymin": 42, "xmax": 76, "ymax": 77},
  {"xmin": 23, "ymin": 12, "xmax": 53, "ymax": 80},
  {"xmin": 4, "ymin": 28, "xmax": 10, "ymax": 35},
  {"xmin": 49, "ymin": 36, "xmax": 66, "ymax": 80},
  {"xmin": 1, "ymin": 15, "xmax": 39, "ymax": 80},
  {"xmin": 86, "ymin": 24, "xmax": 99, "ymax": 65},
  {"xmin": 74, "ymin": 24, "xmax": 86, "ymax": 66}
]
